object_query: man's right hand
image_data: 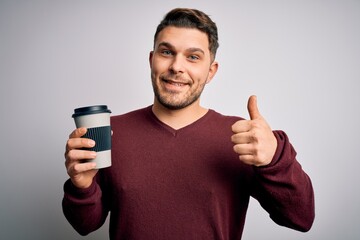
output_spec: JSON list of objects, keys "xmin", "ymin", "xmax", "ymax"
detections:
[{"xmin": 65, "ymin": 127, "xmax": 98, "ymax": 189}]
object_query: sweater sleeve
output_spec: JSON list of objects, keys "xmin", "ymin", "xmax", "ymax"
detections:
[
  {"xmin": 250, "ymin": 130, "xmax": 315, "ymax": 232},
  {"xmin": 62, "ymin": 177, "xmax": 109, "ymax": 236}
]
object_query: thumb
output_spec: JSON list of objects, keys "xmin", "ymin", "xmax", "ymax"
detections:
[{"xmin": 247, "ymin": 95, "xmax": 262, "ymax": 120}]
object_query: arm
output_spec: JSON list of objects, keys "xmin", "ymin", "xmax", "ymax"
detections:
[
  {"xmin": 62, "ymin": 176, "xmax": 109, "ymax": 235},
  {"xmin": 231, "ymin": 96, "xmax": 314, "ymax": 231},
  {"xmin": 62, "ymin": 127, "xmax": 109, "ymax": 235},
  {"xmin": 251, "ymin": 130, "xmax": 315, "ymax": 231}
]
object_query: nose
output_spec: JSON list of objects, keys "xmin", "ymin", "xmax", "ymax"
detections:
[{"xmin": 169, "ymin": 55, "xmax": 185, "ymax": 73}]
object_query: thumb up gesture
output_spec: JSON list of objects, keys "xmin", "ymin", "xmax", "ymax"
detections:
[{"xmin": 231, "ymin": 95, "xmax": 277, "ymax": 167}]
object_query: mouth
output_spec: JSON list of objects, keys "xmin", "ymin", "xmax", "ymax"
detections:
[
  {"xmin": 161, "ymin": 77, "xmax": 189, "ymax": 89},
  {"xmin": 164, "ymin": 80, "xmax": 186, "ymax": 86}
]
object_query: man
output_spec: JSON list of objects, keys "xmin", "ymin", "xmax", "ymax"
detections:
[{"xmin": 63, "ymin": 8, "xmax": 315, "ymax": 239}]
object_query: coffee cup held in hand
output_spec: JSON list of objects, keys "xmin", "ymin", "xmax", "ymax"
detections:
[{"xmin": 72, "ymin": 105, "xmax": 112, "ymax": 169}]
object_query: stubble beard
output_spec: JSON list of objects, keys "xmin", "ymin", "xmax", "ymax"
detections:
[{"xmin": 151, "ymin": 73, "xmax": 207, "ymax": 110}]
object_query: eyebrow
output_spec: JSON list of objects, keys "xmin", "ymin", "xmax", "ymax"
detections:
[
  {"xmin": 157, "ymin": 41, "xmax": 205, "ymax": 55},
  {"xmin": 157, "ymin": 41, "xmax": 174, "ymax": 49}
]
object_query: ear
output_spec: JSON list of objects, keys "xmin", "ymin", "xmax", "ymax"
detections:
[
  {"xmin": 149, "ymin": 51, "xmax": 154, "ymax": 68},
  {"xmin": 206, "ymin": 61, "xmax": 219, "ymax": 84}
]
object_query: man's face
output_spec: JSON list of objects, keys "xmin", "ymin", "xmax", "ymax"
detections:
[{"xmin": 149, "ymin": 26, "xmax": 218, "ymax": 110}]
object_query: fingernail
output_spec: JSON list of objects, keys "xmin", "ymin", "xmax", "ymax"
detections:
[
  {"xmin": 88, "ymin": 139, "xmax": 95, "ymax": 147},
  {"xmin": 90, "ymin": 151, "xmax": 97, "ymax": 157}
]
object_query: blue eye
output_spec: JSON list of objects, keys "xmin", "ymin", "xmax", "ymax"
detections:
[
  {"xmin": 189, "ymin": 55, "xmax": 200, "ymax": 61},
  {"xmin": 161, "ymin": 50, "xmax": 172, "ymax": 56}
]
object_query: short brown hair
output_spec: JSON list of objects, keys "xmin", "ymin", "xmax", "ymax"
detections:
[{"xmin": 154, "ymin": 8, "xmax": 219, "ymax": 60}]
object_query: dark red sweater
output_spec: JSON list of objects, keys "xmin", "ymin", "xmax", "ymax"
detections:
[{"xmin": 63, "ymin": 106, "xmax": 314, "ymax": 239}]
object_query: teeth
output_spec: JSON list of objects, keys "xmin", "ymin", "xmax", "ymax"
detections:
[
  {"xmin": 167, "ymin": 81, "xmax": 183, "ymax": 86},
  {"xmin": 163, "ymin": 79, "xmax": 186, "ymax": 87}
]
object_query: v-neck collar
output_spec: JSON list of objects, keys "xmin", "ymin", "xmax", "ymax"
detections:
[{"xmin": 146, "ymin": 105, "xmax": 213, "ymax": 137}]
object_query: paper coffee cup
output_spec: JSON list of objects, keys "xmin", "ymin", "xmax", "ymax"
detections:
[{"xmin": 72, "ymin": 105, "xmax": 112, "ymax": 169}]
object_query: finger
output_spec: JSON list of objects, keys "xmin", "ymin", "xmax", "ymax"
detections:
[
  {"xmin": 233, "ymin": 143, "xmax": 254, "ymax": 155},
  {"xmin": 66, "ymin": 137, "xmax": 95, "ymax": 151},
  {"xmin": 69, "ymin": 127, "xmax": 87, "ymax": 138},
  {"xmin": 65, "ymin": 149, "xmax": 97, "ymax": 164},
  {"xmin": 247, "ymin": 95, "xmax": 262, "ymax": 120},
  {"xmin": 67, "ymin": 162, "xmax": 97, "ymax": 176},
  {"xmin": 237, "ymin": 154, "xmax": 255, "ymax": 165},
  {"xmin": 231, "ymin": 120, "xmax": 251, "ymax": 133},
  {"xmin": 231, "ymin": 132, "xmax": 252, "ymax": 144}
]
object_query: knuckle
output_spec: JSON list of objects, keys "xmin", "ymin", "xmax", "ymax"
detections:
[
  {"xmin": 66, "ymin": 138, "xmax": 73, "ymax": 148},
  {"xmin": 231, "ymin": 123, "xmax": 238, "ymax": 132},
  {"xmin": 66, "ymin": 164, "xmax": 75, "ymax": 176},
  {"xmin": 69, "ymin": 163, "xmax": 83, "ymax": 176},
  {"xmin": 233, "ymin": 145, "xmax": 238, "ymax": 152},
  {"xmin": 250, "ymin": 130, "xmax": 260, "ymax": 142},
  {"xmin": 66, "ymin": 138, "xmax": 80, "ymax": 150},
  {"xmin": 69, "ymin": 129, "xmax": 77, "ymax": 138},
  {"xmin": 233, "ymin": 144, "xmax": 241, "ymax": 153},
  {"xmin": 232, "ymin": 120, "xmax": 244, "ymax": 132},
  {"xmin": 76, "ymin": 128, "xmax": 84, "ymax": 137},
  {"xmin": 67, "ymin": 149, "xmax": 78, "ymax": 161},
  {"xmin": 251, "ymin": 143, "xmax": 259, "ymax": 154},
  {"xmin": 73, "ymin": 164, "xmax": 81, "ymax": 173}
]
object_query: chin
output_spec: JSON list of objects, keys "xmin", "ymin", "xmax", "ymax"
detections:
[{"xmin": 156, "ymin": 96, "xmax": 200, "ymax": 110}]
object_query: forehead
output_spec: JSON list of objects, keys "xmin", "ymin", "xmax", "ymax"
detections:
[{"xmin": 155, "ymin": 26, "xmax": 210, "ymax": 52}]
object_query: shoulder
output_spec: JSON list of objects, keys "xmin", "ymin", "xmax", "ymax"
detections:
[
  {"xmin": 111, "ymin": 106, "xmax": 151, "ymax": 122},
  {"xmin": 195, "ymin": 109, "xmax": 245, "ymax": 136},
  {"xmin": 110, "ymin": 106, "xmax": 155, "ymax": 132},
  {"xmin": 207, "ymin": 109, "xmax": 244, "ymax": 125}
]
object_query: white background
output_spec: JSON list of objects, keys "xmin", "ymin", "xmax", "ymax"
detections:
[{"xmin": 1, "ymin": 0, "xmax": 359, "ymax": 239}]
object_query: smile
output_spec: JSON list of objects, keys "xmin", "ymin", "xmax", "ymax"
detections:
[
  {"xmin": 167, "ymin": 81, "xmax": 185, "ymax": 86},
  {"xmin": 163, "ymin": 79, "xmax": 189, "ymax": 88}
]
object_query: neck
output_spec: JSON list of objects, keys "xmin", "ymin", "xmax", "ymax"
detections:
[{"xmin": 152, "ymin": 100, "xmax": 208, "ymax": 130}]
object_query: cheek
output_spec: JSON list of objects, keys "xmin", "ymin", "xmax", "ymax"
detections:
[
  {"xmin": 152, "ymin": 57, "xmax": 170, "ymax": 71},
  {"xmin": 189, "ymin": 67, "xmax": 210, "ymax": 84}
]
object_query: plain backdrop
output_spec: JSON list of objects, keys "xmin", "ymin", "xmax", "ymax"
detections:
[{"xmin": 1, "ymin": 0, "xmax": 359, "ymax": 239}]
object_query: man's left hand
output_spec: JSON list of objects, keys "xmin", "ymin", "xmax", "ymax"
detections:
[{"xmin": 231, "ymin": 95, "xmax": 278, "ymax": 167}]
